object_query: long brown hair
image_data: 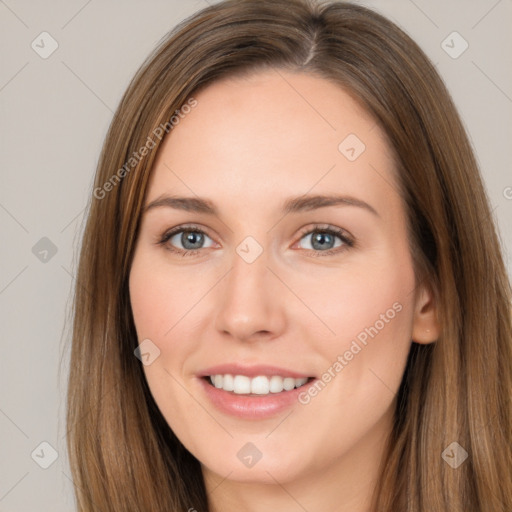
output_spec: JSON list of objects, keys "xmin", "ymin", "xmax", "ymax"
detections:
[{"xmin": 66, "ymin": 0, "xmax": 512, "ymax": 510}]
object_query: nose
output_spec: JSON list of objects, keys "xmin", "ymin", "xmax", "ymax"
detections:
[{"xmin": 214, "ymin": 243, "xmax": 287, "ymax": 343}]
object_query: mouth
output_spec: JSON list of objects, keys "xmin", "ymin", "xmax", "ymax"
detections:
[
  {"xmin": 197, "ymin": 364, "xmax": 318, "ymax": 418},
  {"xmin": 203, "ymin": 374, "xmax": 315, "ymax": 396}
]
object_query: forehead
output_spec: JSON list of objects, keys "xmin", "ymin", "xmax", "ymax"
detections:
[{"xmin": 146, "ymin": 69, "xmax": 398, "ymax": 217}]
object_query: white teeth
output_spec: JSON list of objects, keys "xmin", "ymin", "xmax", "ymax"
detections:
[
  {"xmin": 269, "ymin": 375, "xmax": 284, "ymax": 393},
  {"xmin": 233, "ymin": 375, "xmax": 251, "ymax": 394},
  {"xmin": 223, "ymin": 374, "xmax": 234, "ymax": 391},
  {"xmin": 213, "ymin": 375, "xmax": 223, "ymax": 389},
  {"xmin": 208, "ymin": 374, "xmax": 310, "ymax": 395},
  {"xmin": 283, "ymin": 377, "xmax": 296, "ymax": 391},
  {"xmin": 251, "ymin": 376, "xmax": 270, "ymax": 395}
]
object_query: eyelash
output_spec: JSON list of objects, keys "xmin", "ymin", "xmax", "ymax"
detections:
[{"xmin": 157, "ymin": 223, "xmax": 355, "ymax": 258}]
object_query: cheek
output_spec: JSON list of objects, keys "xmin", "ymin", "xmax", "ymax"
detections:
[
  {"xmin": 291, "ymin": 262, "xmax": 415, "ymax": 467},
  {"xmin": 301, "ymin": 253, "xmax": 415, "ymax": 352},
  {"xmin": 129, "ymin": 256, "xmax": 206, "ymax": 446},
  {"xmin": 129, "ymin": 253, "xmax": 200, "ymax": 341},
  {"xmin": 298, "ymin": 245, "xmax": 416, "ymax": 406},
  {"xmin": 128, "ymin": 252, "xmax": 215, "ymax": 399}
]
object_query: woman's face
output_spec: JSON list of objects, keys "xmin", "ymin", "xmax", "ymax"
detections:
[{"xmin": 129, "ymin": 70, "xmax": 437, "ymax": 490}]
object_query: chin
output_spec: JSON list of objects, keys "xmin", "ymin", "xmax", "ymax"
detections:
[{"xmin": 195, "ymin": 437, "xmax": 318, "ymax": 485}]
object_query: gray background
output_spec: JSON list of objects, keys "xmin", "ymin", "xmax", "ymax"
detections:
[{"xmin": 0, "ymin": 0, "xmax": 510, "ymax": 510}]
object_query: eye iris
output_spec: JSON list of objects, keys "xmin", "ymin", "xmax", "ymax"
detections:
[
  {"xmin": 173, "ymin": 230, "xmax": 340, "ymax": 252},
  {"xmin": 182, "ymin": 231, "xmax": 204, "ymax": 250},
  {"xmin": 311, "ymin": 231, "xmax": 334, "ymax": 250}
]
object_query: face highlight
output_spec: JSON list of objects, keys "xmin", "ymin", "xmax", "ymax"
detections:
[{"xmin": 128, "ymin": 69, "xmax": 437, "ymax": 503}]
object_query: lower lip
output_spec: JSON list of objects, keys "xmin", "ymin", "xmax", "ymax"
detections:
[{"xmin": 198, "ymin": 377, "xmax": 316, "ymax": 419}]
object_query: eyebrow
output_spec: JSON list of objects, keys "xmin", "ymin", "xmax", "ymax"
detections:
[{"xmin": 143, "ymin": 193, "xmax": 379, "ymax": 217}]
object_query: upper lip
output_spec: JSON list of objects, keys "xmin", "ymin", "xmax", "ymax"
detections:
[{"xmin": 198, "ymin": 364, "xmax": 314, "ymax": 379}]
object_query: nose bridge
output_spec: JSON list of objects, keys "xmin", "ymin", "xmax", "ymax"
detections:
[{"xmin": 214, "ymin": 236, "xmax": 285, "ymax": 340}]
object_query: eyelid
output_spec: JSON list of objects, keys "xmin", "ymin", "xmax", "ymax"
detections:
[
  {"xmin": 292, "ymin": 224, "xmax": 355, "ymax": 256},
  {"xmin": 160, "ymin": 223, "xmax": 211, "ymax": 238},
  {"xmin": 295, "ymin": 223, "xmax": 354, "ymax": 244},
  {"xmin": 157, "ymin": 223, "xmax": 355, "ymax": 257},
  {"xmin": 158, "ymin": 223, "xmax": 216, "ymax": 247}
]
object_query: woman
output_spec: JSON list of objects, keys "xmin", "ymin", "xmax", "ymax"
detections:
[{"xmin": 66, "ymin": 0, "xmax": 512, "ymax": 510}]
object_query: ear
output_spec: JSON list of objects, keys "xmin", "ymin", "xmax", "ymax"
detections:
[{"xmin": 411, "ymin": 281, "xmax": 440, "ymax": 344}]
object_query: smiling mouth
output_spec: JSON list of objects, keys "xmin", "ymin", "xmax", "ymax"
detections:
[{"xmin": 204, "ymin": 374, "xmax": 315, "ymax": 396}]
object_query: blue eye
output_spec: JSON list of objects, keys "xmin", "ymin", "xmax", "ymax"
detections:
[
  {"xmin": 296, "ymin": 227, "xmax": 353, "ymax": 256},
  {"xmin": 158, "ymin": 224, "xmax": 354, "ymax": 257},
  {"xmin": 159, "ymin": 225, "xmax": 215, "ymax": 256}
]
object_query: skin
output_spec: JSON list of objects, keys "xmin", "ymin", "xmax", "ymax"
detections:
[{"xmin": 129, "ymin": 69, "xmax": 439, "ymax": 512}]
